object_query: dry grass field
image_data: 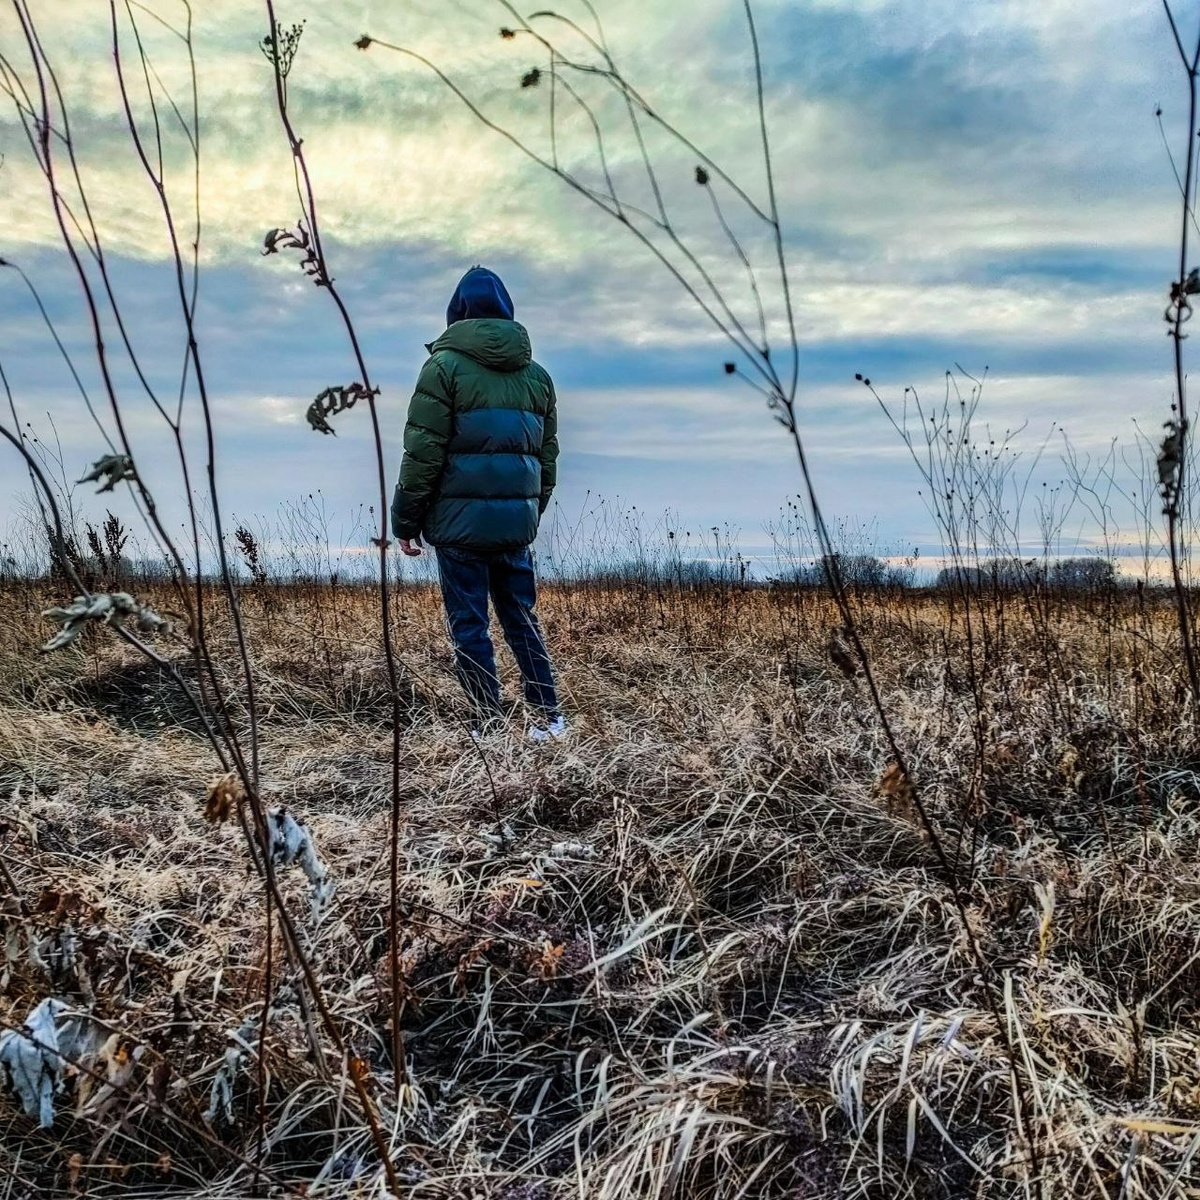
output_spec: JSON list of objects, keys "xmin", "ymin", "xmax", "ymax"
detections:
[{"xmin": 1, "ymin": 576, "xmax": 1199, "ymax": 1198}]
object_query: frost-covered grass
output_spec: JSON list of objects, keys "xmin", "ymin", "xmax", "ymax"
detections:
[{"xmin": 1, "ymin": 577, "xmax": 1198, "ymax": 1198}]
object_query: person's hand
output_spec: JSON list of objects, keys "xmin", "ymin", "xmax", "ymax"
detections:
[{"xmin": 399, "ymin": 536, "xmax": 423, "ymax": 557}]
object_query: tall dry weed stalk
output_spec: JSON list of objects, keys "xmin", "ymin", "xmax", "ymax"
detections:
[
  {"xmin": 1160, "ymin": 0, "xmax": 1200, "ymax": 710},
  {"xmin": 258, "ymin": 6, "xmax": 410, "ymax": 1132}
]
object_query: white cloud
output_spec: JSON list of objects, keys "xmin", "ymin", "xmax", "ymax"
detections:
[{"xmin": 0, "ymin": 0, "xmax": 1189, "ymax": 554}]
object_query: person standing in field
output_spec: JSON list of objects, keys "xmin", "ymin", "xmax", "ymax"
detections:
[{"xmin": 391, "ymin": 266, "xmax": 566, "ymax": 741}]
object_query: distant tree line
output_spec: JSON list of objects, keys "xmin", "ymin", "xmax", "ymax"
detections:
[
  {"xmin": 932, "ymin": 556, "xmax": 1117, "ymax": 592},
  {"xmin": 773, "ymin": 554, "xmax": 1121, "ymax": 593},
  {"xmin": 778, "ymin": 554, "xmax": 914, "ymax": 590},
  {"xmin": 560, "ymin": 553, "xmax": 1126, "ymax": 592},
  {"xmin": 0, "ymin": 533, "xmax": 1131, "ymax": 596}
]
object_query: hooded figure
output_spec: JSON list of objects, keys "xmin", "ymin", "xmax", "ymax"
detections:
[
  {"xmin": 391, "ymin": 268, "xmax": 566, "ymax": 740},
  {"xmin": 446, "ymin": 265, "xmax": 515, "ymax": 325},
  {"xmin": 392, "ymin": 266, "xmax": 556, "ymax": 550}
]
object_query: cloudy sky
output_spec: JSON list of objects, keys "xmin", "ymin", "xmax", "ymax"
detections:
[{"xmin": 0, "ymin": 0, "xmax": 1190, "ymax": 575}]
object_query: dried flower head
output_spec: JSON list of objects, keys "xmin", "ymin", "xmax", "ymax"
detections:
[
  {"xmin": 260, "ymin": 20, "xmax": 304, "ymax": 78},
  {"xmin": 875, "ymin": 760, "xmax": 918, "ymax": 823},
  {"xmin": 521, "ymin": 67, "xmax": 541, "ymax": 88},
  {"xmin": 41, "ymin": 592, "xmax": 170, "ymax": 652},
  {"xmin": 204, "ymin": 774, "xmax": 244, "ymax": 824},
  {"xmin": 1158, "ymin": 418, "xmax": 1186, "ymax": 514},
  {"xmin": 306, "ymin": 382, "xmax": 379, "ymax": 435},
  {"xmin": 78, "ymin": 454, "xmax": 136, "ymax": 494}
]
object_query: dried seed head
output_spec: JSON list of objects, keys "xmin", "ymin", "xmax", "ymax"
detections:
[
  {"xmin": 78, "ymin": 454, "xmax": 136, "ymax": 494},
  {"xmin": 1057, "ymin": 746, "xmax": 1084, "ymax": 792},
  {"xmin": 875, "ymin": 760, "xmax": 918, "ymax": 823},
  {"xmin": 204, "ymin": 774, "xmax": 244, "ymax": 824},
  {"xmin": 1158, "ymin": 419, "xmax": 1186, "ymax": 513},
  {"xmin": 260, "ymin": 20, "xmax": 305, "ymax": 78},
  {"xmin": 41, "ymin": 592, "xmax": 170, "ymax": 652},
  {"xmin": 306, "ymin": 381, "xmax": 378, "ymax": 435}
]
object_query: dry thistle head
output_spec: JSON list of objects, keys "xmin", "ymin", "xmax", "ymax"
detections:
[{"xmin": 204, "ymin": 774, "xmax": 245, "ymax": 824}]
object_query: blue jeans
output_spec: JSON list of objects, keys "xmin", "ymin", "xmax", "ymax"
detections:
[{"xmin": 434, "ymin": 545, "xmax": 559, "ymax": 720}]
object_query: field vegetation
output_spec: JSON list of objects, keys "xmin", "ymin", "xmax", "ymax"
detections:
[{"xmin": 3, "ymin": 570, "xmax": 1200, "ymax": 1197}]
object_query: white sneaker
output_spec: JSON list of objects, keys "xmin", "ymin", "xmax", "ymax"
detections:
[{"xmin": 528, "ymin": 715, "xmax": 568, "ymax": 743}]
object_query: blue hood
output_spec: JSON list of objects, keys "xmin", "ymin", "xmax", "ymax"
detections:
[{"xmin": 447, "ymin": 267, "xmax": 515, "ymax": 325}]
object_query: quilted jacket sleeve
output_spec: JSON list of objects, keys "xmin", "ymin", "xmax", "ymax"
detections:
[
  {"xmin": 539, "ymin": 374, "xmax": 559, "ymax": 515},
  {"xmin": 391, "ymin": 356, "xmax": 453, "ymax": 540}
]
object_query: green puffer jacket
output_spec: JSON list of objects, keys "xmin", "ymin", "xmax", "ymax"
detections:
[{"xmin": 390, "ymin": 319, "xmax": 559, "ymax": 550}]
